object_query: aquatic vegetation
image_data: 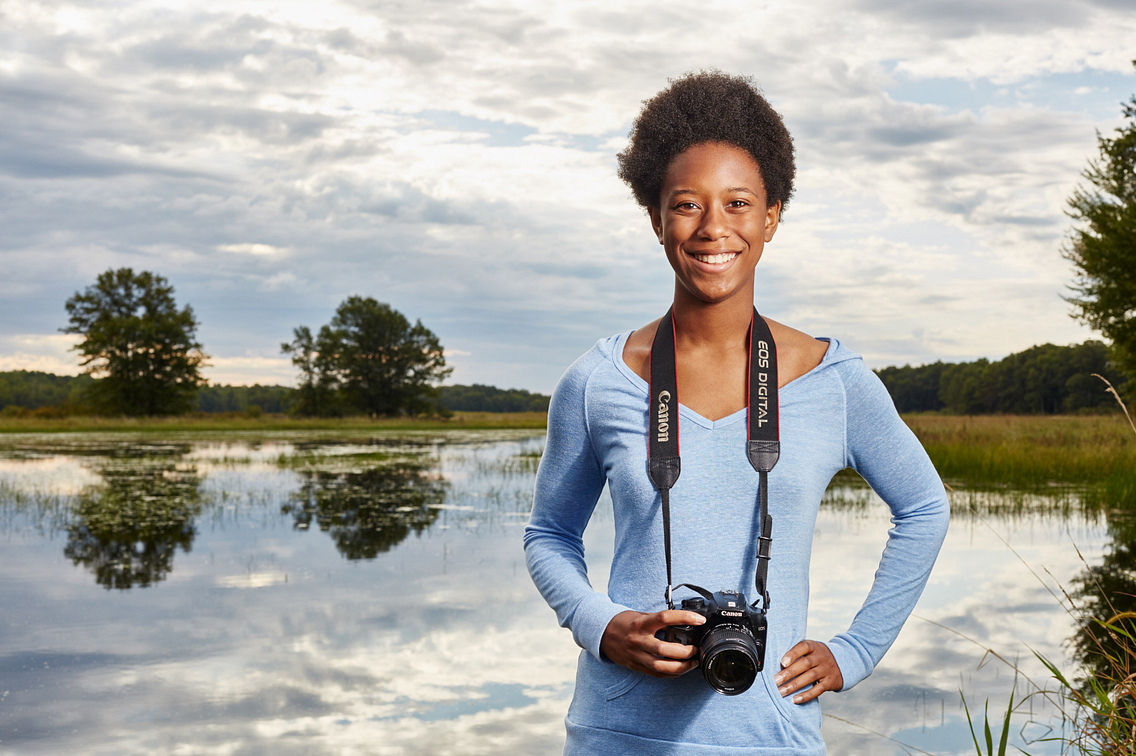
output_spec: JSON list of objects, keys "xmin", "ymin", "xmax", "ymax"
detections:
[
  {"xmin": 282, "ymin": 459, "xmax": 448, "ymax": 560},
  {"xmin": 65, "ymin": 459, "xmax": 204, "ymax": 590},
  {"xmin": 964, "ymin": 383, "xmax": 1136, "ymax": 756}
]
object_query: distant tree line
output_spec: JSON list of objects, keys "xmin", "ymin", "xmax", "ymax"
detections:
[
  {"xmin": 0, "ymin": 372, "xmax": 292, "ymax": 416},
  {"xmin": 0, "ymin": 371, "xmax": 94, "ymax": 414},
  {"xmin": 875, "ymin": 340, "xmax": 1129, "ymax": 414},
  {"xmin": 436, "ymin": 384, "xmax": 550, "ymax": 413},
  {"xmin": 0, "ymin": 371, "xmax": 547, "ymax": 416},
  {"xmin": 194, "ymin": 384, "xmax": 295, "ymax": 414}
]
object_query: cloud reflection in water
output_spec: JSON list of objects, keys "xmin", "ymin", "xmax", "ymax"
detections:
[{"xmin": 0, "ymin": 432, "xmax": 1121, "ymax": 755}]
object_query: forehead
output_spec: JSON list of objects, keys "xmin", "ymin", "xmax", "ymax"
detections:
[{"xmin": 662, "ymin": 142, "xmax": 765, "ymax": 194}]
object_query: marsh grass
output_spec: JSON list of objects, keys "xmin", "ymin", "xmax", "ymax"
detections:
[
  {"xmin": 901, "ymin": 414, "xmax": 1136, "ymax": 507},
  {"xmin": 0, "ymin": 411, "xmax": 548, "ymax": 434},
  {"xmin": 962, "ymin": 386, "xmax": 1136, "ymax": 756}
]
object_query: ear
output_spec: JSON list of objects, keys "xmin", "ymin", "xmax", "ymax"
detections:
[
  {"xmin": 648, "ymin": 206, "xmax": 664, "ymax": 244},
  {"xmin": 764, "ymin": 201, "xmax": 781, "ymax": 243}
]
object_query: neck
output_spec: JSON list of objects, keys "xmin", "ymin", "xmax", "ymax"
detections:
[{"xmin": 671, "ymin": 283, "xmax": 755, "ymax": 348}]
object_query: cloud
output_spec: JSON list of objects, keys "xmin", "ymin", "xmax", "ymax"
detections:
[
  {"xmin": 0, "ymin": 334, "xmax": 82, "ymax": 375},
  {"xmin": 204, "ymin": 354, "xmax": 297, "ymax": 386},
  {"xmin": 217, "ymin": 243, "xmax": 288, "ymax": 256},
  {"xmin": 0, "ymin": 0, "xmax": 1133, "ymax": 389}
]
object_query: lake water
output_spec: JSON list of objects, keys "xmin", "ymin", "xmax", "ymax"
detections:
[{"xmin": 0, "ymin": 430, "xmax": 1122, "ymax": 755}]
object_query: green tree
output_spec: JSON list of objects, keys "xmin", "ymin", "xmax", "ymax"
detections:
[
  {"xmin": 62, "ymin": 268, "xmax": 208, "ymax": 415},
  {"xmin": 1065, "ymin": 63, "xmax": 1136, "ymax": 387},
  {"xmin": 281, "ymin": 325, "xmax": 338, "ymax": 416},
  {"xmin": 284, "ymin": 297, "xmax": 451, "ymax": 416}
]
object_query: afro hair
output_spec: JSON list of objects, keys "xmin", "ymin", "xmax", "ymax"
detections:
[{"xmin": 617, "ymin": 70, "xmax": 795, "ymax": 217}]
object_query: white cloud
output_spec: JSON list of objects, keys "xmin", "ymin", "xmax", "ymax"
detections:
[
  {"xmin": 217, "ymin": 243, "xmax": 288, "ymax": 256},
  {"xmin": 0, "ymin": 334, "xmax": 82, "ymax": 374},
  {"xmin": 0, "ymin": 0, "xmax": 1133, "ymax": 390},
  {"xmin": 205, "ymin": 354, "xmax": 297, "ymax": 386}
]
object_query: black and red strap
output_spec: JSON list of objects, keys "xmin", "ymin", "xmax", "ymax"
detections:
[{"xmin": 647, "ymin": 307, "xmax": 780, "ymax": 612}]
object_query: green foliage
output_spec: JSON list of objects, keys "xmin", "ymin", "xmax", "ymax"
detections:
[
  {"xmin": 281, "ymin": 459, "xmax": 447, "ymax": 559},
  {"xmin": 904, "ymin": 414, "xmax": 1136, "ymax": 498},
  {"xmin": 66, "ymin": 457, "xmax": 203, "ymax": 590},
  {"xmin": 0, "ymin": 370, "xmax": 93, "ymax": 411},
  {"xmin": 874, "ymin": 361, "xmax": 947, "ymax": 412},
  {"xmin": 62, "ymin": 268, "xmax": 208, "ymax": 416},
  {"xmin": 960, "ymin": 385, "xmax": 1136, "ymax": 756},
  {"xmin": 281, "ymin": 325, "xmax": 338, "ymax": 416},
  {"xmin": 195, "ymin": 384, "xmax": 293, "ymax": 414},
  {"xmin": 1065, "ymin": 65, "xmax": 1136, "ymax": 383},
  {"xmin": 283, "ymin": 297, "xmax": 451, "ymax": 417},
  {"xmin": 962, "ymin": 690, "xmax": 1017, "ymax": 756},
  {"xmin": 437, "ymin": 384, "xmax": 550, "ymax": 413},
  {"xmin": 875, "ymin": 341, "xmax": 1128, "ymax": 414}
]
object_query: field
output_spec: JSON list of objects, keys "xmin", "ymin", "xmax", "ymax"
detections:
[
  {"xmin": 902, "ymin": 413, "xmax": 1136, "ymax": 503},
  {"xmin": 0, "ymin": 410, "xmax": 549, "ymax": 434},
  {"xmin": 2, "ymin": 409, "xmax": 1133, "ymax": 502}
]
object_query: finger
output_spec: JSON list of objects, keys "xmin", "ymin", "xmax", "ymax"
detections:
[
  {"xmin": 790, "ymin": 679, "xmax": 828, "ymax": 704},
  {"xmin": 778, "ymin": 667, "xmax": 819, "ymax": 696},
  {"xmin": 635, "ymin": 656, "xmax": 699, "ymax": 678},
  {"xmin": 779, "ymin": 640, "xmax": 813, "ymax": 669},
  {"xmin": 773, "ymin": 653, "xmax": 816, "ymax": 686},
  {"xmin": 654, "ymin": 609, "xmax": 707, "ymax": 629},
  {"xmin": 653, "ymin": 639, "xmax": 699, "ymax": 660}
]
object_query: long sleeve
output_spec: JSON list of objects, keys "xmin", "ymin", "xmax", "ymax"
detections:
[
  {"xmin": 825, "ymin": 361, "xmax": 950, "ymax": 690},
  {"xmin": 524, "ymin": 352, "xmax": 628, "ymax": 662}
]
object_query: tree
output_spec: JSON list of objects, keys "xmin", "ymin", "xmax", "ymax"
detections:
[
  {"xmin": 281, "ymin": 325, "xmax": 338, "ymax": 416},
  {"xmin": 283, "ymin": 296, "xmax": 451, "ymax": 416},
  {"xmin": 62, "ymin": 268, "xmax": 208, "ymax": 415},
  {"xmin": 1065, "ymin": 63, "xmax": 1136, "ymax": 387}
]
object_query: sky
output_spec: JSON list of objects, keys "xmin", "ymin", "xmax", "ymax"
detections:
[{"xmin": 1, "ymin": 0, "xmax": 1134, "ymax": 393}]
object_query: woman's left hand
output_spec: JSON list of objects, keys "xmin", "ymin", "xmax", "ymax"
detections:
[{"xmin": 772, "ymin": 640, "xmax": 843, "ymax": 704}]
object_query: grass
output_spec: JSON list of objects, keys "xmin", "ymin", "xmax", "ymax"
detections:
[
  {"xmin": 961, "ymin": 382, "xmax": 1136, "ymax": 756},
  {"xmin": 0, "ymin": 411, "xmax": 548, "ymax": 434},
  {"xmin": 901, "ymin": 414, "xmax": 1136, "ymax": 503}
]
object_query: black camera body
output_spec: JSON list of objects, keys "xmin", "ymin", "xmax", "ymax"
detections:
[{"xmin": 657, "ymin": 587, "xmax": 767, "ymax": 696}]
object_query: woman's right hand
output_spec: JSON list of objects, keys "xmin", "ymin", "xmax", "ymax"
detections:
[{"xmin": 600, "ymin": 609, "xmax": 705, "ymax": 677}]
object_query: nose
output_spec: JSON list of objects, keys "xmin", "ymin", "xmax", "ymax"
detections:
[{"xmin": 696, "ymin": 203, "xmax": 728, "ymax": 241}]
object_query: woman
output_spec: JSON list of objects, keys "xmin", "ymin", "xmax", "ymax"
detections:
[{"xmin": 524, "ymin": 71, "xmax": 950, "ymax": 754}]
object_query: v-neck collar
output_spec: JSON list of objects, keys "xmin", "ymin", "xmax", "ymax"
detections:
[{"xmin": 611, "ymin": 330, "xmax": 836, "ymax": 430}]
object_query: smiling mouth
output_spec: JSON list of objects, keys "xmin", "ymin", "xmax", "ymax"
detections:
[{"xmin": 689, "ymin": 251, "xmax": 740, "ymax": 264}]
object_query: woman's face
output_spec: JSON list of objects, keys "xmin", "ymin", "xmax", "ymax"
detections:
[{"xmin": 648, "ymin": 141, "xmax": 780, "ymax": 307}]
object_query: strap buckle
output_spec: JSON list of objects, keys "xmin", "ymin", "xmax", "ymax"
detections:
[{"xmin": 757, "ymin": 534, "xmax": 772, "ymax": 560}]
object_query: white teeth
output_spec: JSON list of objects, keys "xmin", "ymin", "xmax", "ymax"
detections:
[{"xmin": 692, "ymin": 252, "xmax": 737, "ymax": 264}]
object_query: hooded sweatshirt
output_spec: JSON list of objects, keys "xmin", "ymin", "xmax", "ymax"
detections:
[{"xmin": 524, "ymin": 332, "xmax": 950, "ymax": 755}]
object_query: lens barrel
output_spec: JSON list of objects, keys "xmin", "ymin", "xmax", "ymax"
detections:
[{"xmin": 699, "ymin": 627, "xmax": 760, "ymax": 695}]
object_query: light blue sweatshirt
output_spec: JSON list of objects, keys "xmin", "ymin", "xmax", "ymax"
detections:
[{"xmin": 524, "ymin": 332, "xmax": 950, "ymax": 754}]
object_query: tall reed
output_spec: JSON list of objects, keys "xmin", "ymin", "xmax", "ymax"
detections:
[
  {"xmin": 902, "ymin": 413, "xmax": 1136, "ymax": 507},
  {"xmin": 966, "ymin": 377, "xmax": 1136, "ymax": 755}
]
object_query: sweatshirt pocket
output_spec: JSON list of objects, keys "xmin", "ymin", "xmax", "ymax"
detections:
[
  {"xmin": 758, "ymin": 666, "xmax": 794, "ymax": 724},
  {"xmin": 603, "ymin": 668, "xmax": 646, "ymax": 700}
]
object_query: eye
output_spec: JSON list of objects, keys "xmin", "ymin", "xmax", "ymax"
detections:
[
  {"xmin": 727, "ymin": 199, "xmax": 750, "ymax": 209},
  {"xmin": 673, "ymin": 201, "xmax": 699, "ymax": 211}
]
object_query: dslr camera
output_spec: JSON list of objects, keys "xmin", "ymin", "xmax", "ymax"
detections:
[{"xmin": 656, "ymin": 586, "xmax": 767, "ymax": 696}]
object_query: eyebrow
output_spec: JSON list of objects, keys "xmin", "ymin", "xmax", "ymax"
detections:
[{"xmin": 669, "ymin": 187, "xmax": 759, "ymax": 198}]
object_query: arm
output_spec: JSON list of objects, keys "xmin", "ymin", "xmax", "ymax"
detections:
[
  {"xmin": 523, "ymin": 356, "xmax": 629, "ymax": 662},
  {"xmin": 823, "ymin": 360, "xmax": 951, "ymax": 691}
]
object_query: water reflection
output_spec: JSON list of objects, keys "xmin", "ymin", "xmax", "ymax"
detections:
[
  {"xmin": 65, "ymin": 457, "xmax": 203, "ymax": 590},
  {"xmin": 0, "ymin": 433, "xmax": 1127, "ymax": 755},
  {"xmin": 282, "ymin": 458, "xmax": 447, "ymax": 559},
  {"xmin": 1071, "ymin": 512, "xmax": 1136, "ymax": 683}
]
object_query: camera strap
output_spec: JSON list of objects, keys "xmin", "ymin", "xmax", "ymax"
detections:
[{"xmin": 647, "ymin": 306, "xmax": 780, "ymax": 614}]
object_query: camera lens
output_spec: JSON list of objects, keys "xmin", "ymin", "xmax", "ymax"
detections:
[{"xmin": 700, "ymin": 628, "xmax": 759, "ymax": 696}]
